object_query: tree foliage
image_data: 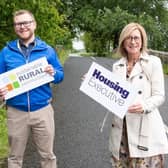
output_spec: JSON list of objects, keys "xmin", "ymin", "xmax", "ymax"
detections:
[
  {"xmin": 0, "ymin": 0, "xmax": 71, "ymax": 49},
  {"xmin": 61, "ymin": 0, "xmax": 168, "ymax": 55},
  {"xmin": 1, "ymin": 0, "xmax": 168, "ymax": 55}
]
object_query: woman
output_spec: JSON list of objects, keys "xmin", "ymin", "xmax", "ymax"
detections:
[{"xmin": 109, "ymin": 22, "xmax": 168, "ymax": 167}]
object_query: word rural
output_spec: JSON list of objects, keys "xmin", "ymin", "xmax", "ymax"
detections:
[
  {"xmin": 0, "ymin": 57, "xmax": 54, "ymax": 100},
  {"xmin": 80, "ymin": 62, "xmax": 136, "ymax": 118}
]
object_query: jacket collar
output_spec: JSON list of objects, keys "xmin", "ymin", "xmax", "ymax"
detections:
[
  {"xmin": 114, "ymin": 52, "xmax": 150, "ymax": 79},
  {"xmin": 115, "ymin": 52, "xmax": 150, "ymax": 66},
  {"xmin": 7, "ymin": 37, "xmax": 47, "ymax": 52}
]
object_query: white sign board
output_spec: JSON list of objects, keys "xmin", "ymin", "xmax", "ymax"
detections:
[
  {"xmin": 80, "ymin": 62, "xmax": 137, "ymax": 119},
  {"xmin": 0, "ymin": 57, "xmax": 54, "ymax": 100}
]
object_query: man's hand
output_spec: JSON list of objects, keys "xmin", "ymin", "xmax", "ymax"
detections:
[
  {"xmin": 0, "ymin": 86, "xmax": 8, "ymax": 100},
  {"xmin": 44, "ymin": 64, "xmax": 56, "ymax": 76}
]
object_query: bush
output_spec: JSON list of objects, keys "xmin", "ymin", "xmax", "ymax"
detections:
[
  {"xmin": 163, "ymin": 63, "xmax": 168, "ymax": 75},
  {"xmin": 56, "ymin": 47, "xmax": 70, "ymax": 65},
  {"xmin": 0, "ymin": 106, "xmax": 8, "ymax": 159}
]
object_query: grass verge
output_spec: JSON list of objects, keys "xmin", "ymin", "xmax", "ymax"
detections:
[
  {"xmin": 163, "ymin": 63, "xmax": 168, "ymax": 75},
  {"xmin": 0, "ymin": 106, "xmax": 8, "ymax": 159}
]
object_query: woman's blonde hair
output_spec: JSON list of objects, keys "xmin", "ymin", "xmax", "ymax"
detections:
[{"xmin": 117, "ymin": 22, "xmax": 148, "ymax": 57}]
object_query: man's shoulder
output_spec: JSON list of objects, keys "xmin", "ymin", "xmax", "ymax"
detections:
[
  {"xmin": 0, "ymin": 39, "xmax": 17, "ymax": 53},
  {"xmin": 35, "ymin": 37, "xmax": 53, "ymax": 50}
]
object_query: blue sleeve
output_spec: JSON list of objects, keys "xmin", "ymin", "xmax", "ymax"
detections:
[
  {"xmin": 47, "ymin": 47, "xmax": 64, "ymax": 84},
  {"xmin": 0, "ymin": 49, "xmax": 6, "ymax": 74}
]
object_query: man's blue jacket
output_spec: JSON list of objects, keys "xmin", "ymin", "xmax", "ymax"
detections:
[{"xmin": 0, "ymin": 37, "xmax": 64, "ymax": 112}]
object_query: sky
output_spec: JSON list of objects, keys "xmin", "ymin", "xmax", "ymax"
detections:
[{"xmin": 72, "ymin": 38, "xmax": 85, "ymax": 50}]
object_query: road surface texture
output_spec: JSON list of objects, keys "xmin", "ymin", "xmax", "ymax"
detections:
[{"xmin": 3, "ymin": 56, "xmax": 168, "ymax": 168}]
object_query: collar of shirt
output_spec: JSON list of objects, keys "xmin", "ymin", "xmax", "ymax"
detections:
[{"xmin": 19, "ymin": 40, "xmax": 35, "ymax": 57}]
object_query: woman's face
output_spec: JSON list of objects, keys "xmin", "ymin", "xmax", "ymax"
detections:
[{"xmin": 123, "ymin": 29, "xmax": 142, "ymax": 57}]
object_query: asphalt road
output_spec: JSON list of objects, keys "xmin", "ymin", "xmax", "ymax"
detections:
[{"xmin": 5, "ymin": 56, "xmax": 168, "ymax": 168}]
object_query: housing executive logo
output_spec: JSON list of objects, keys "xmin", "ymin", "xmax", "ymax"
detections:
[{"xmin": 80, "ymin": 62, "xmax": 137, "ymax": 119}]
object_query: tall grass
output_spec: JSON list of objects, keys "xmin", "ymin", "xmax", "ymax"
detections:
[
  {"xmin": 0, "ymin": 106, "xmax": 8, "ymax": 159},
  {"xmin": 163, "ymin": 63, "xmax": 168, "ymax": 75},
  {"xmin": 57, "ymin": 48, "xmax": 70, "ymax": 65}
]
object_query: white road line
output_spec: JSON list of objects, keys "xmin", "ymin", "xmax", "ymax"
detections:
[
  {"xmin": 99, "ymin": 111, "xmax": 110, "ymax": 132},
  {"xmin": 91, "ymin": 57, "xmax": 96, "ymax": 60},
  {"xmin": 68, "ymin": 53, "xmax": 82, "ymax": 57}
]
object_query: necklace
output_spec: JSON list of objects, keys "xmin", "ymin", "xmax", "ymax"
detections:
[{"xmin": 126, "ymin": 59, "xmax": 138, "ymax": 78}]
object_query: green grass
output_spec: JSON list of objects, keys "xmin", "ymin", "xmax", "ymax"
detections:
[
  {"xmin": 163, "ymin": 63, "xmax": 168, "ymax": 75},
  {"xmin": 57, "ymin": 48, "xmax": 70, "ymax": 65},
  {"xmin": 0, "ymin": 106, "xmax": 8, "ymax": 159}
]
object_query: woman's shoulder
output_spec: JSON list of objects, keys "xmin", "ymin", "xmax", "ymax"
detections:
[
  {"xmin": 143, "ymin": 52, "xmax": 161, "ymax": 60},
  {"xmin": 113, "ymin": 57, "xmax": 126, "ymax": 66},
  {"xmin": 141, "ymin": 52, "xmax": 162, "ymax": 66}
]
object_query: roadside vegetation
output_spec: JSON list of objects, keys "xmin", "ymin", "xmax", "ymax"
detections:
[
  {"xmin": 0, "ymin": 105, "xmax": 8, "ymax": 166},
  {"xmin": 163, "ymin": 64, "xmax": 168, "ymax": 75}
]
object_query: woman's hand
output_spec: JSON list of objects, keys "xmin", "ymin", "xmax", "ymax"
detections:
[
  {"xmin": 44, "ymin": 64, "xmax": 55, "ymax": 76},
  {"xmin": 81, "ymin": 73, "xmax": 87, "ymax": 81},
  {"xmin": 128, "ymin": 103, "xmax": 144, "ymax": 114}
]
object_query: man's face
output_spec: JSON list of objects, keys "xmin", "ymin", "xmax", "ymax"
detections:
[{"xmin": 14, "ymin": 13, "xmax": 36, "ymax": 43}]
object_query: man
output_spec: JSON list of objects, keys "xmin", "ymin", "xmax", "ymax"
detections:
[{"xmin": 0, "ymin": 9, "xmax": 64, "ymax": 168}]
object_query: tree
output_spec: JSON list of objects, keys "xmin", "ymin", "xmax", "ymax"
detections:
[
  {"xmin": 0, "ymin": 0, "xmax": 71, "ymax": 49},
  {"xmin": 61, "ymin": 0, "xmax": 168, "ymax": 55}
]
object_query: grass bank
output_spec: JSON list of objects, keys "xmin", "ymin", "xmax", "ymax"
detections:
[
  {"xmin": 163, "ymin": 64, "xmax": 168, "ymax": 75},
  {"xmin": 0, "ymin": 106, "xmax": 8, "ymax": 159}
]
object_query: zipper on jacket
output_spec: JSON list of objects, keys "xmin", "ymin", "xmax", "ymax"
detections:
[
  {"xmin": 27, "ymin": 91, "xmax": 30, "ymax": 112},
  {"xmin": 17, "ymin": 40, "xmax": 35, "ymax": 112},
  {"xmin": 25, "ymin": 59, "xmax": 31, "ymax": 112}
]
